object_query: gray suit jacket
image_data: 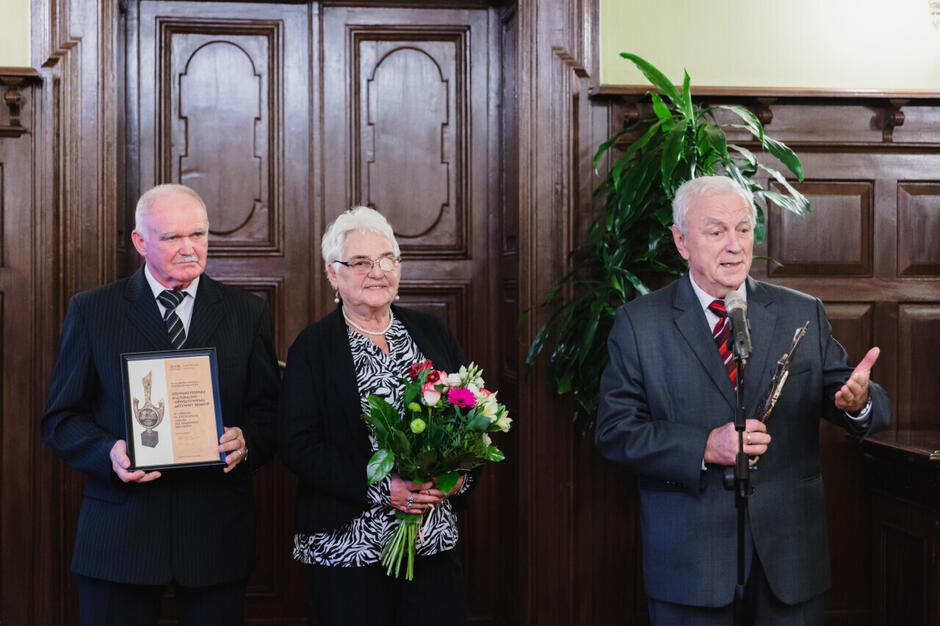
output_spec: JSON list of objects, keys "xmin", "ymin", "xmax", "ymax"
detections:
[{"xmin": 595, "ymin": 274, "xmax": 890, "ymax": 607}]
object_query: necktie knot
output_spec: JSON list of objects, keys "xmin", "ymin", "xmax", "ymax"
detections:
[
  {"xmin": 708, "ymin": 299, "xmax": 727, "ymax": 318},
  {"xmin": 157, "ymin": 289, "xmax": 187, "ymax": 349},
  {"xmin": 158, "ymin": 289, "xmax": 185, "ymax": 309}
]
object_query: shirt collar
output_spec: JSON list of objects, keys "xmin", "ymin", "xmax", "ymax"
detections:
[
  {"xmin": 143, "ymin": 264, "xmax": 200, "ymax": 301},
  {"xmin": 687, "ymin": 273, "xmax": 746, "ymax": 312}
]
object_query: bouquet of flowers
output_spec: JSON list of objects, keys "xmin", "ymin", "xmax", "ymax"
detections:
[{"xmin": 363, "ymin": 360, "xmax": 511, "ymax": 580}]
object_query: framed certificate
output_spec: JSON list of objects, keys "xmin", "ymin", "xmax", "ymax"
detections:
[{"xmin": 121, "ymin": 348, "xmax": 226, "ymax": 470}]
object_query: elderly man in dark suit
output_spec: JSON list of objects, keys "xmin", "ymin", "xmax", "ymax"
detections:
[
  {"xmin": 41, "ymin": 184, "xmax": 280, "ymax": 625},
  {"xmin": 595, "ymin": 175, "xmax": 890, "ymax": 625}
]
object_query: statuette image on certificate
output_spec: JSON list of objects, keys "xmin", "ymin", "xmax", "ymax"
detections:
[
  {"xmin": 121, "ymin": 348, "xmax": 226, "ymax": 470},
  {"xmin": 132, "ymin": 371, "xmax": 165, "ymax": 448}
]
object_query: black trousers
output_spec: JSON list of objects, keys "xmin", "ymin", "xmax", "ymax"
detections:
[
  {"xmin": 307, "ymin": 549, "xmax": 468, "ymax": 626},
  {"xmin": 647, "ymin": 553, "xmax": 824, "ymax": 626},
  {"xmin": 78, "ymin": 576, "xmax": 247, "ymax": 626}
]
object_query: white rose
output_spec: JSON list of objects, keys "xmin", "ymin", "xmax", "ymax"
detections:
[{"xmin": 422, "ymin": 382, "xmax": 441, "ymax": 407}]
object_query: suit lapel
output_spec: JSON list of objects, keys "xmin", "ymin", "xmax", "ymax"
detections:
[
  {"xmin": 742, "ymin": 278, "xmax": 778, "ymax": 415},
  {"xmin": 672, "ymin": 276, "xmax": 736, "ymax": 407},
  {"xmin": 123, "ymin": 267, "xmax": 176, "ymax": 350},
  {"xmin": 187, "ymin": 275, "xmax": 224, "ymax": 347}
]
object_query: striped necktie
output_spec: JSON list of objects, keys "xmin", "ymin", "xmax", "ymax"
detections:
[
  {"xmin": 157, "ymin": 289, "xmax": 187, "ymax": 349},
  {"xmin": 708, "ymin": 299, "xmax": 737, "ymax": 388}
]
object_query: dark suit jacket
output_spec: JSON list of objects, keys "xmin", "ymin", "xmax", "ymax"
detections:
[
  {"xmin": 595, "ymin": 274, "xmax": 890, "ymax": 607},
  {"xmin": 278, "ymin": 305, "xmax": 470, "ymax": 535},
  {"xmin": 41, "ymin": 267, "xmax": 280, "ymax": 586}
]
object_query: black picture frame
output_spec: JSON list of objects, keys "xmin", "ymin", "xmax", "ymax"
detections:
[{"xmin": 121, "ymin": 347, "xmax": 226, "ymax": 470}]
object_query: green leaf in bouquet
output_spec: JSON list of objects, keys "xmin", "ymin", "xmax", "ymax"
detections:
[
  {"xmin": 466, "ymin": 414, "xmax": 494, "ymax": 432},
  {"xmin": 416, "ymin": 449, "xmax": 439, "ymax": 475},
  {"xmin": 485, "ymin": 445, "xmax": 506, "ymax": 462},
  {"xmin": 427, "ymin": 421, "xmax": 446, "ymax": 449},
  {"xmin": 433, "ymin": 451, "xmax": 479, "ymax": 474},
  {"xmin": 398, "ymin": 457, "xmax": 420, "ymax": 480},
  {"xmin": 403, "ymin": 383, "xmax": 420, "ymax": 406},
  {"xmin": 367, "ymin": 395, "xmax": 400, "ymax": 433},
  {"xmin": 362, "ymin": 412, "xmax": 385, "ymax": 437},
  {"xmin": 367, "ymin": 449, "xmax": 394, "ymax": 484},
  {"xmin": 389, "ymin": 429, "xmax": 412, "ymax": 458},
  {"xmin": 468, "ymin": 435, "xmax": 488, "ymax": 457},
  {"xmin": 434, "ymin": 471, "xmax": 461, "ymax": 497}
]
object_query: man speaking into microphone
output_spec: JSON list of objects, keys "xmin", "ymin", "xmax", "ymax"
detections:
[{"xmin": 595, "ymin": 175, "xmax": 890, "ymax": 625}]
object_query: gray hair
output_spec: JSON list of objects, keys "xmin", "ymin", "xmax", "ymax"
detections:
[
  {"xmin": 135, "ymin": 184, "xmax": 208, "ymax": 231},
  {"xmin": 672, "ymin": 176, "xmax": 756, "ymax": 234},
  {"xmin": 321, "ymin": 206, "xmax": 400, "ymax": 275}
]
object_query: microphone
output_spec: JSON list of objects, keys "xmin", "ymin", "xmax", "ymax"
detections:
[{"xmin": 725, "ymin": 291, "xmax": 752, "ymax": 361}]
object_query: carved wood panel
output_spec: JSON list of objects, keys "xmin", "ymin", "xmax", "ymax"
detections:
[
  {"xmin": 351, "ymin": 27, "xmax": 469, "ymax": 257},
  {"xmin": 744, "ymin": 146, "xmax": 940, "ymax": 624},
  {"xmin": 397, "ymin": 280, "xmax": 469, "ymax": 346},
  {"xmin": 0, "ymin": 78, "xmax": 43, "ymax": 626},
  {"xmin": 768, "ymin": 180, "xmax": 873, "ymax": 276},
  {"xmin": 156, "ymin": 18, "xmax": 280, "ymax": 254},
  {"xmin": 877, "ymin": 521, "xmax": 928, "ymax": 625},
  {"xmin": 133, "ymin": 3, "xmax": 312, "ymax": 623},
  {"xmin": 897, "ymin": 304, "xmax": 940, "ymax": 431},
  {"xmin": 822, "ymin": 302, "xmax": 877, "ymax": 618},
  {"xmin": 897, "ymin": 182, "xmax": 940, "ymax": 276},
  {"xmin": 323, "ymin": 7, "xmax": 506, "ymax": 624}
]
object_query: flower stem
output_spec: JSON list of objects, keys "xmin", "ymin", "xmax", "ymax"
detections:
[{"xmin": 380, "ymin": 512, "xmax": 422, "ymax": 581}]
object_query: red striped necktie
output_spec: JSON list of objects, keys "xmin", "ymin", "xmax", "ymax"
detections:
[{"xmin": 708, "ymin": 299, "xmax": 737, "ymax": 388}]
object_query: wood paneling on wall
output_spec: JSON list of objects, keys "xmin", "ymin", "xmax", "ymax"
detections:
[
  {"xmin": 517, "ymin": 3, "xmax": 940, "ymax": 626},
  {"xmin": 10, "ymin": 0, "xmax": 126, "ymax": 623},
  {"xmin": 516, "ymin": 2, "xmax": 646, "ymax": 625},
  {"xmin": 2, "ymin": 0, "xmax": 938, "ymax": 624},
  {"xmin": 0, "ymin": 71, "xmax": 46, "ymax": 626},
  {"xmin": 130, "ymin": 3, "xmax": 315, "ymax": 620},
  {"xmin": 321, "ymin": 8, "xmax": 510, "ymax": 622}
]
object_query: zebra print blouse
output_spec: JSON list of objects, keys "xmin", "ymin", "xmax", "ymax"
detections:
[{"xmin": 292, "ymin": 318, "xmax": 467, "ymax": 567}]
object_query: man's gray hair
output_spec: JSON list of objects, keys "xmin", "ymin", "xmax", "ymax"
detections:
[
  {"xmin": 672, "ymin": 176, "xmax": 756, "ymax": 234},
  {"xmin": 321, "ymin": 206, "xmax": 400, "ymax": 276},
  {"xmin": 135, "ymin": 184, "xmax": 208, "ymax": 231}
]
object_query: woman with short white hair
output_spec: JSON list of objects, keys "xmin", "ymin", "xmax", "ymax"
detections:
[{"xmin": 278, "ymin": 206, "xmax": 473, "ymax": 625}]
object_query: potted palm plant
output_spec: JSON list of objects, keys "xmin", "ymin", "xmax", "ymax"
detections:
[{"xmin": 525, "ymin": 53, "xmax": 810, "ymax": 432}]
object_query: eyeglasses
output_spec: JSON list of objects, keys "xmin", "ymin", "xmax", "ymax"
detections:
[{"xmin": 333, "ymin": 254, "xmax": 401, "ymax": 274}]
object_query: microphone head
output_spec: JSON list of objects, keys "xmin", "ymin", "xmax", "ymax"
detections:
[{"xmin": 725, "ymin": 291, "xmax": 747, "ymax": 314}]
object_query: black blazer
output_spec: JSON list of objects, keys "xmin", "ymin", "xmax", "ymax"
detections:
[
  {"xmin": 41, "ymin": 267, "xmax": 280, "ymax": 586},
  {"xmin": 596, "ymin": 275, "xmax": 890, "ymax": 606},
  {"xmin": 278, "ymin": 305, "xmax": 469, "ymax": 534}
]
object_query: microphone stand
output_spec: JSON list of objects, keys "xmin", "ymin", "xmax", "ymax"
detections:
[{"xmin": 731, "ymin": 348, "xmax": 748, "ymax": 626}]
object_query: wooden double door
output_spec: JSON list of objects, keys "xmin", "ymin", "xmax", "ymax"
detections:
[{"xmin": 122, "ymin": 1, "xmax": 515, "ymax": 623}]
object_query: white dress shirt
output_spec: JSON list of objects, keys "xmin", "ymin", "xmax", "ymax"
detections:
[
  {"xmin": 143, "ymin": 264, "xmax": 199, "ymax": 336},
  {"xmin": 687, "ymin": 274, "xmax": 871, "ymax": 421}
]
